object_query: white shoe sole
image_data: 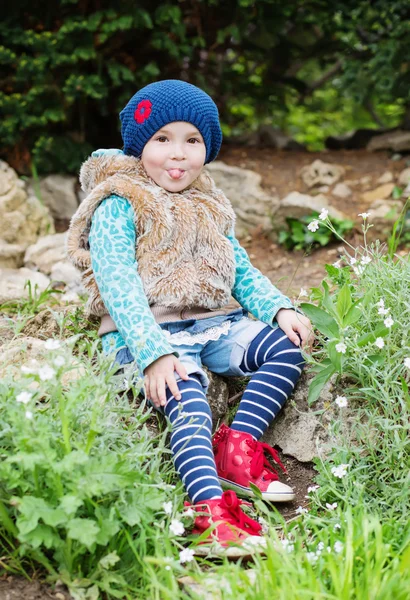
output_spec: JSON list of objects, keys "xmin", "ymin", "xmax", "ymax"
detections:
[
  {"xmin": 192, "ymin": 538, "xmax": 266, "ymax": 559},
  {"xmin": 219, "ymin": 477, "xmax": 295, "ymax": 503}
]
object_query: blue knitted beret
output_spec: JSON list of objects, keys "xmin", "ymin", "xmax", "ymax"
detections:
[{"xmin": 119, "ymin": 79, "xmax": 222, "ymax": 164}]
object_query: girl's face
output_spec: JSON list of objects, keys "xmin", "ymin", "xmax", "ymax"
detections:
[{"xmin": 141, "ymin": 121, "xmax": 206, "ymax": 192}]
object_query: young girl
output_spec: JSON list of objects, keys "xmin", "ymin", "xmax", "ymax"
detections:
[{"xmin": 68, "ymin": 80, "xmax": 311, "ymax": 556}]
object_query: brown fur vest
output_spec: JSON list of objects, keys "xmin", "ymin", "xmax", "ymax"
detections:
[{"xmin": 67, "ymin": 154, "xmax": 237, "ymax": 318}]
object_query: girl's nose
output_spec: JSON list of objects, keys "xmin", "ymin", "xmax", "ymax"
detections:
[{"xmin": 170, "ymin": 143, "xmax": 186, "ymax": 160}]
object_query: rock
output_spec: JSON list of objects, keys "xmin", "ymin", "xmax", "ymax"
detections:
[
  {"xmin": 0, "ymin": 316, "xmax": 15, "ymax": 346},
  {"xmin": 367, "ymin": 129, "xmax": 410, "ymax": 152},
  {"xmin": 28, "ymin": 174, "xmax": 78, "ymax": 221},
  {"xmin": 361, "ymin": 183, "xmax": 395, "ymax": 203},
  {"xmin": 332, "ymin": 183, "xmax": 352, "ymax": 199},
  {"xmin": 325, "ymin": 128, "xmax": 391, "ymax": 150},
  {"xmin": 24, "ymin": 233, "xmax": 67, "ymax": 275},
  {"xmin": 205, "ymin": 161, "xmax": 280, "ymax": 236},
  {"xmin": 262, "ymin": 371, "xmax": 352, "ymax": 462},
  {"xmin": 402, "ymin": 182, "xmax": 410, "ymax": 199},
  {"xmin": 0, "ymin": 335, "xmax": 84, "ymax": 386},
  {"xmin": 377, "ymin": 171, "xmax": 394, "ymax": 184},
  {"xmin": 50, "ymin": 260, "xmax": 83, "ymax": 293},
  {"xmin": 367, "ymin": 199, "xmax": 403, "ymax": 235},
  {"xmin": 300, "ymin": 160, "xmax": 345, "ymax": 188},
  {"xmin": 206, "ymin": 367, "xmax": 229, "ymax": 426},
  {"xmin": 0, "ymin": 160, "xmax": 54, "ymax": 268},
  {"xmin": 359, "ymin": 175, "xmax": 372, "ymax": 187},
  {"xmin": 273, "ymin": 192, "xmax": 348, "ymax": 231},
  {"xmin": 398, "ymin": 167, "xmax": 410, "ymax": 186},
  {"xmin": 0, "ymin": 268, "xmax": 50, "ymax": 304}
]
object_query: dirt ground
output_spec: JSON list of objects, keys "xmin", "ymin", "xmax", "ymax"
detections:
[
  {"xmin": 0, "ymin": 577, "xmax": 70, "ymax": 600},
  {"xmin": 219, "ymin": 147, "xmax": 408, "ymax": 298}
]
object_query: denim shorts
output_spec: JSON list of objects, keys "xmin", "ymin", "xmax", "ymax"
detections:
[{"xmin": 114, "ymin": 308, "xmax": 271, "ymax": 395}]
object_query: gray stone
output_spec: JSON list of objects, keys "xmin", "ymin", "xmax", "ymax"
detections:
[
  {"xmin": 300, "ymin": 160, "xmax": 345, "ymax": 188},
  {"xmin": 50, "ymin": 260, "xmax": 83, "ymax": 293},
  {"xmin": 273, "ymin": 191, "xmax": 347, "ymax": 232},
  {"xmin": 262, "ymin": 370, "xmax": 351, "ymax": 462},
  {"xmin": 28, "ymin": 174, "xmax": 78, "ymax": 220},
  {"xmin": 0, "ymin": 161, "xmax": 53, "ymax": 268},
  {"xmin": 0, "ymin": 267, "xmax": 50, "ymax": 304},
  {"xmin": 332, "ymin": 182, "xmax": 352, "ymax": 199},
  {"xmin": 205, "ymin": 161, "xmax": 280, "ymax": 237},
  {"xmin": 367, "ymin": 129, "xmax": 410, "ymax": 152},
  {"xmin": 377, "ymin": 171, "xmax": 394, "ymax": 184},
  {"xmin": 398, "ymin": 167, "xmax": 410, "ymax": 187},
  {"xmin": 24, "ymin": 233, "xmax": 67, "ymax": 275},
  {"xmin": 206, "ymin": 367, "xmax": 229, "ymax": 427}
]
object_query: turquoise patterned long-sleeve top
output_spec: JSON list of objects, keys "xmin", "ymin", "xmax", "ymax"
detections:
[{"xmin": 88, "ymin": 161, "xmax": 294, "ymax": 374}]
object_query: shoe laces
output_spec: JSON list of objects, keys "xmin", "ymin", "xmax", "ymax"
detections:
[
  {"xmin": 247, "ymin": 439, "xmax": 286, "ymax": 481},
  {"xmin": 218, "ymin": 491, "xmax": 262, "ymax": 535}
]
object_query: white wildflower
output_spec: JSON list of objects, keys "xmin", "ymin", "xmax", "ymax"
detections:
[
  {"xmin": 335, "ymin": 342, "xmax": 347, "ymax": 354},
  {"xmin": 384, "ymin": 317, "xmax": 394, "ymax": 328},
  {"xmin": 404, "ymin": 358, "xmax": 410, "ymax": 369},
  {"xmin": 334, "ymin": 541, "xmax": 344, "ymax": 554},
  {"xmin": 335, "ymin": 395, "xmax": 348, "ymax": 408},
  {"xmin": 16, "ymin": 391, "xmax": 32, "ymax": 405},
  {"xmin": 299, "ymin": 288, "xmax": 308, "ymax": 297},
  {"xmin": 21, "ymin": 360, "xmax": 39, "ymax": 374},
  {"xmin": 317, "ymin": 542, "xmax": 325, "ymax": 553},
  {"xmin": 361, "ymin": 256, "xmax": 371, "ymax": 265},
  {"xmin": 349, "ymin": 257, "xmax": 357, "ymax": 265},
  {"xmin": 353, "ymin": 265, "xmax": 365, "ymax": 276},
  {"xmin": 374, "ymin": 337, "xmax": 385, "ymax": 349},
  {"xmin": 358, "ymin": 212, "xmax": 371, "ymax": 219},
  {"xmin": 331, "ymin": 464, "xmax": 350, "ymax": 479},
  {"xmin": 306, "ymin": 551, "xmax": 318, "ymax": 564},
  {"xmin": 378, "ymin": 306, "xmax": 390, "ymax": 315},
  {"xmin": 179, "ymin": 548, "xmax": 195, "ymax": 564},
  {"xmin": 44, "ymin": 339, "xmax": 61, "ymax": 350},
  {"xmin": 307, "ymin": 220, "xmax": 320, "ymax": 232},
  {"xmin": 162, "ymin": 501, "xmax": 173, "ymax": 516},
  {"xmin": 326, "ymin": 502, "xmax": 338, "ymax": 511},
  {"xmin": 53, "ymin": 356, "xmax": 65, "ymax": 367},
  {"xmin": 38, "ymin": 365, "xmax": 56, "ymax": 381},
  {"xmin": 377, "ymin": 298, "xmax": 385, "ymax": 307},
  {"xmin": 319, "ymin": 208, "xmax": 329, "ymax": 220},
  {"xmin": 296, "ymin": 506, "xmax": 308, "ymax": 514},
  {"xmin": 334, "ymin": 523, "xmax": 341, "ymax": 531},
  {"xmin": 25, "ymin": 410, "xmax": 33, "ymax": 420},
  {"xmin": 183, "ymin": 507, "xmax": 195, "ymax": 518},
  {"xmin": 165, "ymin": 565, "xmax": 171, "ymax": 571},
  {"xmin": 307, "ymin": 485, "xmax": 320, "ymax": 493},
  {"xmin": 281, "ymin": 539, "xmax": 294, "ymax": 553},
  {"xmin": 169, "ymin": 519, "xmax": 185, "ymax": 536},
  {"xmin": 333, "ymin": 260, "xmax": 342, "ymax": 268}
]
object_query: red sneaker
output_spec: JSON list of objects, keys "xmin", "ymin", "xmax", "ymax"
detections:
[
  {"xmin": 185, "ymin": 490, "xmax": 266, "ymax": 558},
  {"xmin": 212, "ymin": 424, "xmax": 295, "ymax": 502}
]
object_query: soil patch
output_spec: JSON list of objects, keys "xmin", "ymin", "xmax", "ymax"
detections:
[{"xmin": 0, "ymin": 577, "xmax": 70, "ymax": 600}]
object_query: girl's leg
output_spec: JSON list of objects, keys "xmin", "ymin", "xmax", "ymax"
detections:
[
  {"xmin": 164, "ymin": 375, "xmax": 223, "ymax": 503},
  {"xmin": 231, "ymin": 326, "xmax": 305, "ymax": 438}
]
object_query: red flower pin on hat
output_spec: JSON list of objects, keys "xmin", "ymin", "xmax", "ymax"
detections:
[{"xmin": 134, "ymin": 99, "xmax": 152, "ymax": 124}]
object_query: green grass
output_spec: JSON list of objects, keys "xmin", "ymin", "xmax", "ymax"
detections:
[{"xmin": 0, "ymin": 218, "xmax": 409, "ymax": 599}]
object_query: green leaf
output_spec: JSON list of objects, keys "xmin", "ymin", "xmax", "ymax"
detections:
[
  {"xmin": 343, "ymin": 304, "xmax": 362, "ymax": 327},
  {"xmin": 357, "ymin": 325, "xmax": 390, "ymax": 347},
  {"xmin": 308, "ymin": 364, "xmax": 336, "ymax": 405},
  {"xmin": 328, "ymin": 340, "xmax": 342, "ymax": 372},
  {"xmin": 299, "ymin": 303, "xmax": 339, "ymax": 339},
  {"xmin": 67, "ymin": 518, "xmax": 100, "ymax": 548},
  {"xmin": 99, "ymin": 551, "xmax": 120, "ymax": 570},
  {"xmin": 59, "ymin": 495, "xmax": 83, "ymax": 516},
  {"xmin": 336, "ymin": 284, "xmax": 352, "ymax": 320}
]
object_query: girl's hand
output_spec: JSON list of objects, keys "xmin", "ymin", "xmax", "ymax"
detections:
[
  {"xmin": 276, "ymin": 308, "xmax": 313, "ymax": 350},
  {"xmin": 144, "ymin": 354, "xmax": 189, "ymax": 408}
]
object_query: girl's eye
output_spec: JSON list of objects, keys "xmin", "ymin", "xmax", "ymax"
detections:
[
  {"xmin": 188, "ymin": 138, "xmax": 200, "ymax": 144},
  {"xmin": 156, "ymin": 136, "xmax": 168, "ymax": 142}
]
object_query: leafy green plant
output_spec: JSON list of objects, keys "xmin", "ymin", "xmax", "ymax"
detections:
[
  {"xmin": 278, "ymin": 212, "xmax": 354, "ymax": 251},
  {"xmin": 0, "ymin": 283, "xmax": 62, "ymax": 317}
]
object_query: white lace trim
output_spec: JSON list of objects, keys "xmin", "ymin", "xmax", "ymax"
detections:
[{"xmin": 162, "ymin": 320, "xmax": 232, "ymax": 346}]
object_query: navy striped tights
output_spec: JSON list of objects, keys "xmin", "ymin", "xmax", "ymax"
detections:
[{"xmin": 164, "ymin": 326, "xmax": 305, "ymax": 503}]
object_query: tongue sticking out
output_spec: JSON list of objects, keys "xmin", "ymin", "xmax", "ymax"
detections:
[{"xmin": 168, "ymin": 169, "xmax": 185, "ymax": 180}]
